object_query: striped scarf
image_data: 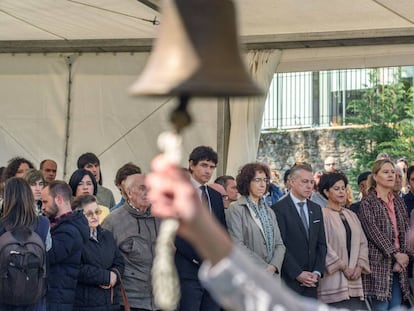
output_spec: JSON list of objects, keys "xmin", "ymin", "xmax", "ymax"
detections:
[{"xmin": 247, "ymin": 196, "xmax": 274, "ymax": 263}]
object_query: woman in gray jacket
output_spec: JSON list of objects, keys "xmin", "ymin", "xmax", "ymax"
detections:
[{"xmin": 226, "ymin": 162, "xmax": 285, "ymax": 277}]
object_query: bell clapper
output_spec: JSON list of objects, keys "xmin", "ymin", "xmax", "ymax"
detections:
[{"xmin": 170, "ymin": 95, "xmax": 192, "ymax": 134}]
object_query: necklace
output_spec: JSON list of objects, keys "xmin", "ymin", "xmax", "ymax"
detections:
[{"xmin": 326, "ymin": 205, "xmax": 342, "ymax": 212}]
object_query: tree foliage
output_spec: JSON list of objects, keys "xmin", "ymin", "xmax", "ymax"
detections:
[{"xmin": 338, "ymin": 68, "xmax": 414, "ymax": 182}]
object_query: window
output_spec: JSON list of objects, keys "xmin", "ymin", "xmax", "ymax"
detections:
[{"xmin": 262, "ymin": 66, "xmax": 413, "ymax": 130}]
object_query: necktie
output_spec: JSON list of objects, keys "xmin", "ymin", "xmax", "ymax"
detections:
[
  {"xmin": 200, "ymin": 185, "xmax": 211, "ymax": 211},
  {"xmin": 298, "ymin": 202, "xmax": 309, "ymax": 236}
]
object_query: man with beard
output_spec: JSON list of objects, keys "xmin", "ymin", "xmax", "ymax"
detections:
[{"xmin": 41, "ymin": 181, "xmax": 89, "ymax": 311}]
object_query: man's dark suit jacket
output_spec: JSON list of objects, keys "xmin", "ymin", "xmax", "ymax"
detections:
[
  {"xmin": 271, "ymin": 194, "xmax": 327, "ymax": 298},
  {"xmin": 175, "ymin": 185, "xmax": 227, "ymax": 310}
]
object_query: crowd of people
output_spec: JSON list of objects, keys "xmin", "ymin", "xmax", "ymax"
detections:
[{"xmin": 0, "ymin": 148, "xmax": 413, "ymax": 311}]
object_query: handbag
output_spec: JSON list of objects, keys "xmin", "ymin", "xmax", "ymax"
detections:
[{"xmin": 112, "ymin": 268, "xmax": 130, "ymax": 311}]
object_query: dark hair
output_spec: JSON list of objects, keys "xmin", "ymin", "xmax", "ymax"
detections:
[
  {"xmin": 407, "ymin": 165, "xmax": 414, "ymax": 182},
  {"xmin": 77, "ymin": 152, "xmax": 100, "ymax": 169},
  {"xmin": 214, "ymin": 175, "xmax": 235, "ymax": 189},
  {"xmin": 318, "ymin": 172, "xmax": 348, "ymax": 199},
  {"xmin": 48, "ymin": 180, "xmax": 73, "ymax": 203},
  {"xmin": 77, "ymin": 152, "xmax": 103, "ymax": 185},
  {"xmin": 68, "ymin": 169, "xmax": 97, "ymax": 196},
  {"xmin": 283, "ymin": 169, "xmax": 291, "ymax": 184},
  {"xmin": 1, "ymin": 178, "xmax": 37, "ymax": 229},
  {"xmin": 71, "ymin": 194, "xmax": 97, "ymax": 211},
  {"xmin": 114, "ymin": 163, "xmax": 142, "ymax": 186},
  {"xmin": 236, "ymin": 163, "xmax": 270, "ymax": 196},
  {"xmin": 357, "ymin": 171, "xmax": 371, "ymax": 185},
  {"xmin": 188, "ymin": 146, "xmax": 218, "ymax": 167},
  {"xmin": 3, "ymin": 157, "xmax": 34, "ymax": 181},
  {"xmin": 24, "ymin": 169, "xmax": 45, "ymax": 185}
]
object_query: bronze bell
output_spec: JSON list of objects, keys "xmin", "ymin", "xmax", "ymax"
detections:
[{"xmin": 130, "ymin": 0, "xmax": 262, "ymax": 97}]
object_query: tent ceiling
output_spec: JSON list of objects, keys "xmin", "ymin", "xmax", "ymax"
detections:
[{"xmin": 1, "ymin": 0, "xmax": 414, "ymax": 53}]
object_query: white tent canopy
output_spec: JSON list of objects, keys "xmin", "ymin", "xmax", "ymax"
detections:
[{"xmin": 1, "ymin": 0, "xmax": 414, "ymax": 201}]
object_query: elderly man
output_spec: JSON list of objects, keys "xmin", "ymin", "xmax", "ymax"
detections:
[
  {"xmin": 323, "ymin": 156, "xmax": 337, "ymax": 173},
  {"xmin": 102, "ymin": 173, "xmax": 160, "ymax": 311},
  {"xmin": 111, "ymin": 162, "xmax": 142, "ymax": 211}
]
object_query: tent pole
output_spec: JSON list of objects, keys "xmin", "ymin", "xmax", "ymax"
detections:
[
  {"xmin": 63, "ymin": 55, "xmax": 77, "ymax": 180},
  {"xmin": 216, "ymin": 97, "xmax": 230, "ymax": 177}
]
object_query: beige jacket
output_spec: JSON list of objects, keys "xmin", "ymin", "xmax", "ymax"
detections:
[
  {"xmin": 226, "ymin": 196, "xmax": 285, "ymax": 276},
  {"xmin": 317, "ymin": 208, "xmax": 370, "ymax": 304}
]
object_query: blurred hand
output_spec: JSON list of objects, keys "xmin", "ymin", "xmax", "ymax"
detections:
[
  {"xmin": 394, "ymin": 252, "xmax": 409, "ymax": 269},
  {"xmin": 109, "ymin": 271, "xmax": 117, "ymax": 287},
  {"xmin": 392, "ymin": 262, "xmax": 404, "ymax": 273},
  {"xmin": 350, "ymin": 266, "xmax": 362, "ymax": 280},
  {"xmin": 266, "ymin": 264, "xmax": 276, "ymax": 274},
  {"xmin": 296, "ymin": 271, "xmax": 317, "ymax": 287},
  {"xmin": 147, "ymin": 155, "xmax": 202, "ymax": 240}
]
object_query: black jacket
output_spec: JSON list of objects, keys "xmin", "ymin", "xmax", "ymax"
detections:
[
  {"xmin": 47, "ymin": 211, "xmax": 89, "ymax": 311},
  {"xmin": 73, "ymin": 226, "xmax": 125, "ymax": 311},
  {"xmin": 271, "ymin": 194, "xmax": 327, "ymax": 298},
  {"xmin": 175, "ymin": 185, "xmax": 227, "ymax": 279}
]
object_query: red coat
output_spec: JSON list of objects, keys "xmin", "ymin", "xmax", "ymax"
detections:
[{"xmin": 358, "ymin": 190, "xmax": 413, "ymax": 301}]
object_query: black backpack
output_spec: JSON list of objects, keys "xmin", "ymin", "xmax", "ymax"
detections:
[{"xmin": 0, "ymin": 226, "xmax": 47, "ymax": 305}]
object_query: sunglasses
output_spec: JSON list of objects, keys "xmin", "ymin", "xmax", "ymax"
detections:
[{"xmin": 84, "ymin": 209, "xmax": 102, "ymax": 218}]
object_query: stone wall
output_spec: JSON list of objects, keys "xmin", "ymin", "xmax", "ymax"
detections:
[{"xmin": 257, "ymin": 128, "xmax": 356, "ymax": 177}]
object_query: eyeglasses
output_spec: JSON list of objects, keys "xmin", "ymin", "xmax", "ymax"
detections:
[
  {"xmin": 252, "ymin": 178, "xmax": 270, "ymax": 184},
  {"xmin": 325, "ymin": 163, "xmax": 336, "ymax": 166},
  {"xmin": 84, "ymin": 209, "xmax": 102, "ymax": 218}
]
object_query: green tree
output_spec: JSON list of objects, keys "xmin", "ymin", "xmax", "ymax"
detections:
[{"xmin": 338, "ymin": 68, "xmax": 414, "ymax": 184}]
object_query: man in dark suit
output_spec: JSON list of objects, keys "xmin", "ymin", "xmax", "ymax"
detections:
[
  {"xmin": 271, "ymin": 163, "xmax": 327, "ymax": 298},
  {"xmin": 175, "ymin": 145, "xmax": 227, "ymax": 311}
]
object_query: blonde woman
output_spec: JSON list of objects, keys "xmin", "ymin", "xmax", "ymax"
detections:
[{"xmin": 358, "ymin": 159, "xmax": 413, "ymax": 310}]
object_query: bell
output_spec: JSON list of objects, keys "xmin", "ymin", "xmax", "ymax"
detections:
[{"xmin": 130, "ymin": 0, "xmax": 262, "ymax": 97}]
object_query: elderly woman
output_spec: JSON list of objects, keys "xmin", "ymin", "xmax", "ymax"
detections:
[
  {"xmin": 317, "ymin": 172, "xmax": 370, "ymax": 310},
  {"xmin": 72, "ymin": 194, "xmax": 124, "ymax": 311},
  {"xmin": 226, "ymin": 162, "xmax": 285, "ymax": 277},
  {"xmin": 68, "ymin": 169, "xmax": 110, "ymax": 223},
  {"xmin": 358, "ymin": 159, "xmax": 413, "ymax": 310}
]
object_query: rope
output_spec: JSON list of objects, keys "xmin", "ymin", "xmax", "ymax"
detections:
[{"xmin": 152, "ymin": 131, "xmax": 182, "ymax": 310}]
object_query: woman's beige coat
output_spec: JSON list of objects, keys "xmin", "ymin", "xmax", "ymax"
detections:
[
  {"xmin": 226, "ymin": 196, "xmax": 285, "ymax": 277},
  {"xmin": 317, "ymin": 208, "xmax": 370, "ymax": 304}
]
